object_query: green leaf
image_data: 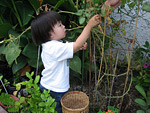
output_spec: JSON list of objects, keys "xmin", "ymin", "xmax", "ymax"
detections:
[
  {"xmin": 8, "ymin": 106, "xmax": 19, "ymax": 112},
  {"xmin": 26, "ymin": 72, "xmax": 32, "ymax": 79},
  {"xmin": 75, "ymin": 9, "xmax": 84, "ymax": 16},
  {"xmin": 0, "ymin": 76, "xmax": 2, "ymax": 80},
  {"xmin": 47, "ymin": 97, "xmax": 55, "ymax": 106},
  {"xmin": 49, "ymin": 107, "xmax": 55, "ymax": 112},
  {"xmin": 3, "ymin": 42, "xmax": 21, "ymax": 65},
  {"xmin": 101, "ymin": 9, "xmax": 106, "ymax": 17},
  {"xmin": 69, "ymin": 56, "xmax": 81, "ymax": 74},
  {"xmin": 16, "ymin": 1, "xmax": 34, "ymax": 26},
  {"xmin": 18, "ymin": 97, "xmax": 25, "ymax": 103},
  {"xmin": 135, "ymin": 98, "xmax": 146, "ymax": 106},
  {"xmin": 53, "ymin": 0, "xmax": 65, "ymax": 11},
  {"xmin": 39, "ymin": 102, "xmax": 45, "ymax": 107},
  {"xmin": 0, "ymin": 43, "xmax": 5, "ymax": 54},
  {"xmin": 148, "ymin": 109, "xmax": 150, "ymax": 113},
  {"xmin": 0, "ymin": 23, "xmax": 12, "ymax": 37},
  {"xmin": 137, "ymin": 110, "xmax": 145, "ymax": 113},
  {"xmin": 135, "ymin": 84, "xmax": 147, "ymax": 99},
  {"xmin": 144, "ymin": 78, "xmax": 150, "ymax": 83},
  {"xmin": 16, "ymin": 83, "xmax": 21, "ymax": 91},
  {"xmin": 142, "ymin": 2, "xmax": 150, "ymax": 12},
  {"xmin": 28, "ymin": 0, "xmax": 40, "ymax": 12},
  {"xmin": 129, "ymin": 2, "xmax": 135, "ymax": 8},
  {"xmin": 12, "ymin": 56, "xmax": 27, "ymax": 74},
  {"xmin": 41, "ymin": 94, "xmax": 47, "ymax": 100},
  {"xmin": 0, "ymin": 93, "xmax": 15, "ymax": 106},
  {"xmin": 34, "ymin": 75, "xmax": 40, "ymax": 84},
  {"xmin": 22, "ymin": 43, "xmax": 38, "ymax": 59},
  {"xmin": 27, "ymin": 58, "xmax": 43, "ymax": 68},
  {"xmin": 121, "ymin": 0, "xmax": 126, "ymax": 8},
  {"xmin": 144, "ymin": 41, "xmax": 150, "ymax": 48},
  {"xmin": 79, "ymin": 17, "xmax": 85, "ymax": 25},
  {"xmin": 147, "ymin": 98, "xmax": 150, "ymax": 105},
  {"xmin": 0, "ymin": 1, "xmax": 11, "ymax": 7},
  {"xmin": 52, "ymin": 102, "xmax": 57, "ymax": 109}
]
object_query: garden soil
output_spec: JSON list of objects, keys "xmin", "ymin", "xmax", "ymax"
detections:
[{"xmin": 69, "ymin": 74, "xmax": 141, "ymax": 113}]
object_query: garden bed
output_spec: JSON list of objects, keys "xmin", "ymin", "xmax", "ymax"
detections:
[{"xmin": 69, "ymin": 73, "xmax": 141, "ymax": 113}]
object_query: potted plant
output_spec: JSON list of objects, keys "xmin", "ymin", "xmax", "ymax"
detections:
[
  {"xmin": 0, "ymin": 75, "xmax": 19, "ymax": 111},
  {"xmin": 0, "ymin": 72, "xmax": 57, "ymax": 113}
]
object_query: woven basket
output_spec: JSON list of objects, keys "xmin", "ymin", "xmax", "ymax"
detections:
[{"xmin": 61, "ymin": 91, "xmax": 89, "ymax": 113}]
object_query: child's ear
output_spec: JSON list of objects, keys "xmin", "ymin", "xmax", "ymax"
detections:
[{"xmin": 49, "ymin": 31, "xmax": 53, "ymax": 39}]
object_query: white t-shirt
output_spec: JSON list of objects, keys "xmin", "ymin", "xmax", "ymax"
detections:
[{"xmin": 40, "ymin": 40, "xmax": 74, "ymax": 92}]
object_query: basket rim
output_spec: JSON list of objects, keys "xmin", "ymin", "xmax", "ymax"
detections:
[{"xmin": 61, "ymin": 91, "xmax": 89, "ymax": 111}]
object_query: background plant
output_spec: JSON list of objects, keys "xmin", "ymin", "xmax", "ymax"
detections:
[
  {"xmin": 135, "ymin": 84, "xmax": 150, "ymax": 113},
  {"xmin": 133, "ymin": 41, "xmax": 150, "ymax": 93},
  {"xmin": 0, "ymin": 72, "xmax": 57, "ymax": 113},
  {"xmin": 98, "ymin": 106, "xmax": 119, "ymax": 113}
]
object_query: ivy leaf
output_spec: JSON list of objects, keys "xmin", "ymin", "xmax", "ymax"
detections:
[{"xmin": 69, "ymin": 56, "xmax": 81, "ymax": 74}]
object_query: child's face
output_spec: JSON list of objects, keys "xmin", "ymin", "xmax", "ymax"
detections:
[{"xmin": 50, "ymin": 21, "xmax": 66, "ymax": 40}]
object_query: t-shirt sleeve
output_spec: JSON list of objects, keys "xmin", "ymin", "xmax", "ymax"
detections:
[{"xmin": 54, "ymin": 42, "xmax": 74, "ymax": 61}]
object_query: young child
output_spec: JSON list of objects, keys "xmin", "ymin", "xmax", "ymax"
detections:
[{"xmin": 31, "ymin": 11, "xmax": 100, "ymax": 113}]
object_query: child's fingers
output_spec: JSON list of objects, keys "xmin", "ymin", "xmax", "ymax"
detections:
[
  {"xmin": 80, "ymin": 42, "xmax": 87, "ymax": 50},
  {"xmin": 83, "ymin": 42, "xmax": 87, "ymax": 50},
  {"xmin": 94, "ymin": 15, "xmax": 100, "ymax": 23}
]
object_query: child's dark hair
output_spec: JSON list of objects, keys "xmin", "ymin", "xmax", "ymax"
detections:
[{"xmin": 31, "ymin": 11, "xmax": 61, "ymax": 45}]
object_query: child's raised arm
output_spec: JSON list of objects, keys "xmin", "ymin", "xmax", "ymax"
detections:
[{"xmin": 73, "ymin": 15, "xmax": 100, "ymax": 53}]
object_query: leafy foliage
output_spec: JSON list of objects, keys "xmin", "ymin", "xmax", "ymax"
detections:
[
  {"xmin": 0, "ymin": 72, "xmax": 57, "ymax": 113},
  {"xmin": 135, "ymin": 84, "xmax": 150, "ymax": 113}
]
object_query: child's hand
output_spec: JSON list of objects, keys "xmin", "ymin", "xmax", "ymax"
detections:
[
  {"xmin": 102, "ymin": 0, "xmax": 121, "ymax": 10},
  {"xmin": 87, "ymin": 15, "xmax": 100, "ymax": 28},
  {"xmin": 109, "ymin": 0, "xmax": 121, "ymax": 9},
  {"xmin": 80, "ymin": 42, "xmax": 87, "ymax": 50}
]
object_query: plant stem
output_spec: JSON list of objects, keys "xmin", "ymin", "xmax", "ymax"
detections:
[
  {"xmin": 108, "ymin": 50, "xmax": 119, "ymax": 105},
  {"xmin": 0, "ymin": 26, "xmax": 31, "ymax": 44},
  {"xmin": 89, "ymin": 34, "xmax": 92, "ymax": 94},
  {"xmin": 119, "ymin": 2, "xmax": 140, "ymax": 112},
  {"xmin": 81, "ymin": 50, "xmax": 84, "ymax": 91},
  {"xmin": 58, "ymin": 10, "xmax": 76, "ymax": 15},
  {"xmin": 0, "ymin": 17, "xmax": 3, "ymax": 24},
  {"xmin": 98, "ymin": 15, "xmax": 107, "ymax": 81},
  {"xmin": 11, "ymin": 0, "xmax": 23, "ymax": 31}
]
